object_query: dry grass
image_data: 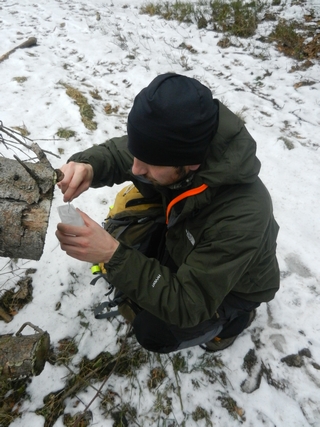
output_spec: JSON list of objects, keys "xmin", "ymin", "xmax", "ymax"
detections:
[
  {"xmin": 12, "ymin": 76, "xmax": 28, "ymax": 84},
  {"xmin": 56, "ymin": 128, "xmax": 76, "ymax": 139},
  {"xmin": 141, "ymin": 0, "xmax": 320, "ymax": 60},
  {"xmin": 141, "ymin": 0, "xmax": 264, "ymax": 38},
  {"xmin": 61, "ymin": 83, "xmax": 97, "ymax": 131},
  {"xmin": 0, "ymin": 378, "xmax": 30, "ymax": 427},
  {"xmin": 11, "ymin": 125, "xmax": 30, "ymax": 137}
]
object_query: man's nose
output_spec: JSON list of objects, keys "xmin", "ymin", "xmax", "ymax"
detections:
[{"xmin": 132, "ymin": 158, "xmax": 148, "ymax": 175}]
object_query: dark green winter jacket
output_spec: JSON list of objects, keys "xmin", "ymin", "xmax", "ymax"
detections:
[{"xmin": 69, "ymin": 101, "xmax": 280, "ymax": 328}]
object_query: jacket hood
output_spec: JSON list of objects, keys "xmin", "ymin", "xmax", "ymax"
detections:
[{"xmin": 196, "ymin": 101, "xmax": 261, "ymax": 187}]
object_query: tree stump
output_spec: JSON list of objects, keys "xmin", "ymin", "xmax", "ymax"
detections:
[
  {"xmin": 0, "ymin": 323, "xmax": 50, "ymax": 378},
  {"xmin": 0, "ymin": 157, "xmax": 57, "ymax": 260}
]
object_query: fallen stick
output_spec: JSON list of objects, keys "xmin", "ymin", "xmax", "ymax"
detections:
[{"xmin": 0, "ymin": 37, "xmax": 37, "ymax": 63}]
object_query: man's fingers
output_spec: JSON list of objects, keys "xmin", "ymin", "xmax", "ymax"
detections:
[
  {"xmin": 57, "ymin": 163, "xmax": 93, "ymax": 202},
  {"xmin": 76, "ymin": 209, "xmax": 93, "ymax": 225},
  {"xmin": 57, "ymin": 234, "xmax": 89, "ymax": 260},
  {"xmin": 63, "ymin": 181, "xmax": 88, "ymax": 202},
  {"xmin": 56, "ymin": 223, "xmax": 86, "ymax": 241}
]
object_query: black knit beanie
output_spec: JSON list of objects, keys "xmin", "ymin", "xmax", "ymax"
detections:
[{"xmin": 127, "ymin": 73, "xmax": 219, "ymax": 166}]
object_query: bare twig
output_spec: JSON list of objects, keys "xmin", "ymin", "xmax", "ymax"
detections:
[
  {"xmin": 243, "ymin": 83, "xmax": 283, "ymax": 110},
  {"xmin": 62, "ymin": 363, "xmax": 106, "ymax": 398},
  {"xmin": 0, "ymin": 121, "xmax": 60, "ymax": 159},
  {"xmin": 31, "ymin": 142, "xmax": 52, "ymax": 167},
  {"xmin": 168, "ymin": 355, "xmax": 184, "ymax": 412},
  {"xmin": 289, "ymin": 109, "xmax": 319, "ymax": 126},
  {"xmin": 72, "ymin": 325, "xmax": 131, "ymax": 427},
  {"xmin": 0, "ymin": 121, "xmax": 33, "ymax": 149}
]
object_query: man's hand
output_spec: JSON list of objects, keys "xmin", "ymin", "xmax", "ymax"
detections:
[
  {"xmin": 56, "ymin": 210, "xmax": 119, "ymax": 263},
  {"xmin": 57, "ymin": 162, "xmax": 94, "ymax": 202}
]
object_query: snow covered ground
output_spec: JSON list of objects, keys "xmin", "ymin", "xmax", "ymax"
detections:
[{"xmin": 1, "ymin": 0, "xmax": 320, "ymax": 426}]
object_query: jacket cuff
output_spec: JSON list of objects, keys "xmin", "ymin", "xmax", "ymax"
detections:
[{"xmin": 105, "ymin": 242, "xmax": 130, "ymax": 270}]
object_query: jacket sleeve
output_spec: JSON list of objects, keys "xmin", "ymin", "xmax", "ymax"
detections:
[
  {"xmin": 105, "ymin": 239, "xmax": 249, "ymax": 328},
  {"xmin": 68, "ymin": 136, "xmax": 133, "ymax": 187},
  {"xmin": 106, "ymin": 202, "xmax": 279, "ymax": 329}
]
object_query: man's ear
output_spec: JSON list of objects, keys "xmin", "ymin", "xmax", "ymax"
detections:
[{"xmin": 189, "ymin": 164, "xmax": 201, "ymax": 171}]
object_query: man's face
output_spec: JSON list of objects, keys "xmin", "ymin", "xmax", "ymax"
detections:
[{"xmin": 132, "ymin": 158, "xmax": 190, "ymax": 186}]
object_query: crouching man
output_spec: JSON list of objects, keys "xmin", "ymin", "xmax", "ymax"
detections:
[{"xmin": 56, "ymin": 73, "xmax": 280, "ymax": 353}]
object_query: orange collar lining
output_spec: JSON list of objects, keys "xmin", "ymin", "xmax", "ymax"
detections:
[{"xmin": 166, "ymin": 183, "xmax": 208, "ymax": 224}]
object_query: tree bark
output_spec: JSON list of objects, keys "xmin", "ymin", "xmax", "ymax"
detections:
[
  {"xmin": 0, "ymin": 157, "xmax": 57, "ymax": 260},
  {"xmin": 0, "ymin": 323, "xmax": 50, "ymax": 378}
]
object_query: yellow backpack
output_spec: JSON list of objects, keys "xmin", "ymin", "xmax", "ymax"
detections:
[
  {"xmin": 91, "ymin": 185, "xmax": 166, "ymax": 319},
  {"xmin": 103, "ymin": 184, "xmax": 165, "ymax": 258}
]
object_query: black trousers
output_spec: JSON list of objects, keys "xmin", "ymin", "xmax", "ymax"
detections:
[{"xmin": 132, "ymin": 293, "xmax": 260, "ymax": 353}]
